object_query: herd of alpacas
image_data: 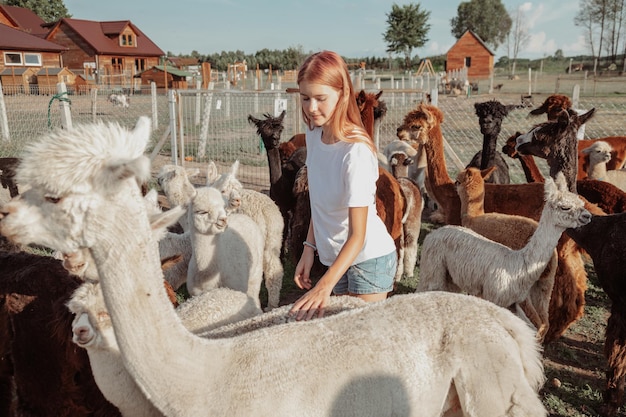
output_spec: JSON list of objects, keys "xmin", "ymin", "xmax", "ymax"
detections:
[{"xmin": 0, "ymin": 91, "xmax": 625, "ymax": 416}]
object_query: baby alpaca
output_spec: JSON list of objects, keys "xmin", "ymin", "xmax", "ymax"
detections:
[
  {"xmin": 156, "ymin": 164, "xmax": 200, "ymax": 232},
  {"xmin": 455, "ymin": 166, "xmax": 558, "ymax": 342},
  {"xmin": 187, "ymin": 186, "xmax": 264, "ymax": 307},
  {"xmin": 582, "ymin": 141, "xmax": 626, "ymax": 192},
  {"xmin": 417, "ymin": 173, "xmax": 591, "ymax": 319}
]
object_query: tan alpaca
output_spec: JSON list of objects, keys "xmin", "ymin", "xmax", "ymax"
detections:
[{"xmin": 456, "ymin": 166, "xmax": 557, "ymax": 343}]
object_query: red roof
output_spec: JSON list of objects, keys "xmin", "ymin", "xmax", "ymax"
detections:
[
  {"xmin": 46, "ymin": 18, "xmax": 164, "ymax": 57},
  {"xmin": 0, "ymin": 23, "xmax": 67, "ymax": 52},
  {"xmin": 0, "ymin": 5, "xmax": 48, "ymax": 37}
]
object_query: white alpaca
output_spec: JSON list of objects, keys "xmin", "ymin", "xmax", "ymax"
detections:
[
  {"xmin": 67, "ymin": 282, "xmax": 262, "ymax": 417},
  {"xmin": 187, "ymin": 186, "xmax": 264, "ymax": 307},
  {"xmin": 582, "ymin": 140, "xmax": 626, "ymax": 191},
  {"xmin": 417, "ymin": 173, "xmax": 591, "ymax": 319},
  {"xmin": 156, "ymin": 164, "xmax": 200, "ymax": 232},
  {"xmin": 206, "ymin": 160, "xmax": 285, "ymax": 309},
  {"xmin": 0, "ymin": 117, "xmax": 548, "ymax": 417}
]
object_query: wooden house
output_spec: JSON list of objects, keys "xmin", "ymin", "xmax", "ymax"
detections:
[
  {"xmin": 446, "ymin": 30, "xmax": 494, "ymax": 80},
  {"xmin": 0, "ymin": 6, "xmax": 67, "ymax": 74},
  {"xmin": 44, "ymin": 18, "xmax": 164, "ymax": 87},
  {"xmin": 0, "ymin": 66, "xmax": 37, "ymax": 94},
  {"xmin": 136, "ymin": 65, "xmax": 192, "ymax": 89},
  {"xmin": 36, "ymin": 67, "xmax": 77, "ymax": 94}
]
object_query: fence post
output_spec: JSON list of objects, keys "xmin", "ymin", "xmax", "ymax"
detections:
[
  {"xmin": 195, "ymin": 79, "xmax": 202, "ymax": 125},
  {"xmin": 91, "ymin": 88, "xmax": 98, "ymax": 123},
  {"xmin": 57, "ymin": 82, "xmax": 72, "ymax": 130},
  {"xmin": 0, "ymin": 81, "xmax": 10, "ymax": 141},
  {"xmin": 168, "ymin": 89, "xmax": 178, "ymax": 165},
  {"xmin": 151, "ymin": 82, "xmax": 158, "ymax": 131},
  {"xmin": 197, "ymin": 86, "xmax": 214, "ymax": 158}
]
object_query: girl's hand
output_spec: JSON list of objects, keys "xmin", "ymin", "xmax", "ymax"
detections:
[
  {"xmin": 294, "ymin": 248, "xmax": 315, "ymax": 290},
  {"xmin": 289, "ymin": 280, "xmax": 333, "ymax": 321}
]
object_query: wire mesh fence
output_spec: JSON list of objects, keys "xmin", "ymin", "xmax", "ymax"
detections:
[{"xmin": 1, "ymin": 80, "xmax": 625, "ymax": 193}]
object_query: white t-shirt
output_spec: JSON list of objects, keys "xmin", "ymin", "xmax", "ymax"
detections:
[{"xmin": 305, "ymin": 126, "xmax": 396, "ymax": 266}]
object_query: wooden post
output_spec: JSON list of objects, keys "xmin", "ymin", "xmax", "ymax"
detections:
[
  {"xmin": 91, "ymin": 87, "xmax": 98, "ymax": 123},
  {"xmin": 151, "ymin": 81, "xmax": 158, "ymax": 130},
  {"xmin": 0, "ymin": 81, "xmax": 10, "ymax": 141},
  {"xmin": 57, "ymin": 82, "xmax": 72, "ymax": 130}
]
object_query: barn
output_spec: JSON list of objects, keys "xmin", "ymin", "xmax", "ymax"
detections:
[{"xmin": 446, "ymin": 30, "xmax": 494, "ymax": 80}]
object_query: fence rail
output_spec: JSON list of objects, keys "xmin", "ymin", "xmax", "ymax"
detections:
[{"xmin": 1, "ymin": 80, "xmax": 625, "ymax": 195}]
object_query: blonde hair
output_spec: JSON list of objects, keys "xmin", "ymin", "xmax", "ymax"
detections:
[{"xmin": 297, "ymin": 51, "xmax": 375, "ymax": 153}]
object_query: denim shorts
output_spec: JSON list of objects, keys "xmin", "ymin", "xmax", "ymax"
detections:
[{"xmin": 333, "ymin": 251, "xmax": 397, "ymax": 295}]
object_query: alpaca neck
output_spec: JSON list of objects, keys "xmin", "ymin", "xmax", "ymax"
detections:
[
  {"xmin": 90, "ymin": 186, "xmax": 225, "ymax": 415},
  {"xmin": 587, "ymin": 160, "xmax": 608, "ymax": 180},
  {"xmin": 517, "ymin": 154, "xmax": 545, "ymax": 183},
  {"xmin": 424, "ymin": 124, "xmax": 454, "ymax": 187},
  {"xmin": 362, "ymin": 110, "xmax": 374, "ymax": 138},
  {"xmin": 479, "ymin": 131, "xmax": 498, "ymax": 170},
  {"xmin": 189, "ymin": 230, "xmax": 220, "ymax": 293},
  {"xmin": 519, "ymin": 205, "xmax": 566, "ymax": 270},
  {"xmin": 459, "ymin": 189, "xmax": 485, "ymax": 224},
  {"xmin": 266, "ymin": 147, "xmax": 282, "ymax": 185}
]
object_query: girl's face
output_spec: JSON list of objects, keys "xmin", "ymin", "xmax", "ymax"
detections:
[{"xmin": 299, "ymin": 82, "xmax": 341, "ymax": 127}]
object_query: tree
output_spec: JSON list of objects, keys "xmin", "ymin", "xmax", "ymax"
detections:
[
  {"xmin": 506, "ymin": 5, "xmax": 531, "ymax": 76},
  {"xmin": 383, "ymin": 3, "xmax": 431, "ymax": 69},
  {"xmin": 4, "ymin": 0, "xmax": 71, "ymax": 22},
  {"xmin": 450, "ymin": 0, "xmax": 511, "ymax": 50},
  {"xmin": 575, "ymin": 0, "xmax": 598, "ymax": 58}
]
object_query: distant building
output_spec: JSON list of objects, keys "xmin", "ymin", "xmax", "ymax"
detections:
[{"xmin": 446, "ymin": 30, "xmax": 494, "ymax": 80}]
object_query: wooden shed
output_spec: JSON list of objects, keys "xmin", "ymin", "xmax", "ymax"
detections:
[
  {"xmin": 136, "ymin": 65, "xmax": 191, "ymax": 89},
  {"xmin": 446, "ymin": 30, "xmax": 494, "ymax": 80},
  {"xmin": 35, "ymin": 67, "xmax": 77, "ymax": 94},
  {"xmin": 0, "ymin": 67, "xmax": 37, "ymax": 94}
]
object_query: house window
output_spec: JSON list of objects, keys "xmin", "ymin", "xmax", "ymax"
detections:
[
  {"xmin": 112, "ymin": 57, "xmax": 123, "ymax": 73},
  {"xmin": 135, "ymin": 58, "xmax": 146, "ymax": 72},
  {"xmin": 24, "ymin": 53, "xmax": 42, "ymax": 66},
  {"xmin": 4, "ymin": 52, "xmax": 22, "ymax": 66},
  {"xmin": 120, "ymin": 34, "xmax": 135, "ymax": 47},
  {"xmin": 465, "ymin": 57, "xmax": 472, "ymax": 67}
]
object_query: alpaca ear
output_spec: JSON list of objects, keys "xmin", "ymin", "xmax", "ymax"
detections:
[
  {"xmin": 230, "ymin": 160, "xmax": 240, "ymax": 176},
  {"xmin": 482, "ymin": 166, "xmax": 497, "ymax": 180},
  {"xmin": 577, "ymin": 108, "xmax": 595, "ymax": 125},
  {"xmin": 186, "ymin": 168, "xmax": 200, "ymax": 178},
  {"xmin": 101, "ymin": 155, "xmax": 150, "ymax": 192},
  {"xmin": 554, "ymin": 172, "xmax": 568, "ymax": 191},
  {"xmin": 131, "ymin": 116, "xmax": 151, "ymax": 150},
  {"xmin": 206, "ymin": 161, "xmax": 218, "ymax": 186},
  {"xmin": 375, "ymin": 90, "xmax": 383, "ymax": 100},
  {"xmin": 150, "ymin": 205, "xmax": 186, "ymax": 239}
]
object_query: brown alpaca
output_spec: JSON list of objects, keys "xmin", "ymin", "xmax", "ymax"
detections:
[
  {"xmin": 396, "ymin": 103, "xmax": 594, "ymax": 342},
  {"xmin": 278, "ymin": 133, "xmax": 306, "ymax": 164},
  {"xmin": 456, "ymin": 166, "xmax": 557, "ymax": 343},
  {"xmin": 528, "ymin": 94, "xmax": 572, "ymax": 121}
]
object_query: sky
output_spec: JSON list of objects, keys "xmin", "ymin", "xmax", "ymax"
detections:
[{"xmin": 62, "ymin": 0, "xmax": 585, "ymax": 60}]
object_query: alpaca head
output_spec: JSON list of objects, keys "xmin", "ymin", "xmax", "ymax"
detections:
[
  {"xmin": 0, "ymin": 118, "xmax": 152, "ymax": 253},
  {"xmin": 189, "ymin": 186, "xmax": 229, "ymax": 235},
  {"xmin": 67, "ymin": 281, "xmax": 115, "ymax": 350},
  {"xmin": 157, "ymin": 165, "xmax": 200, "ymax": 208},
  {"xmin": 474, "ymin": 100, "xmax": 517, "ymax": 136},
  {"xmin": 455, "ymin": 166, "xmax": 496, "ymax": 203},
  {"xmin": 529, "ymin": 94, "xmax": 572, "ymax": 120},
  {"xmin": 206, "ymin": 160, "xmax": 244, "ymax": 213},
  {"xmin": 389, "ymin": 152, "xmax": 415, "ymax": 179},
  {"xmin": 581, "ymin": 140, "xmax": 613, "ymax": 166},
  {"xmin": 396, "ymin": 104, "xmax": 444, "ymax": 148},
  {"xmin": 356, "ymin": 90, "xmax": 386, "ymax": 120},
  {"xmin": 247, "ymin": 111, "xmax": 285, "ymax": 151},
  {"xmin": 543, "ymin": 172, "xmax": 592, "ymax": 229},
  {"xmin": 515, "ymin": 108, "xmax": 596, "ymax": 158},
  {"xmin": 501, "ymin": 132, "xmax": 524, "ymax": 158}
]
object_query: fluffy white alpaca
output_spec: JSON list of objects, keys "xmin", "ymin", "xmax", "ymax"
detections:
[
  {"xmin": 67, "ymin": 282, "xmax": 262, "ymax": 417},
  {"xmin": 582, "ymin": 140, "xmax": 626, "ymax": 191},
  {"xmin": 417, "ymin": 173, "xmax": 591, "ymax": 318},
  {"xmin": 187, "ymin": 185, "xmax": 264, "ymax": 307},
  {"xmin": 207, "ymin": 160, "xmax": 285, "ymax": 309},
  {"xmin": 0, "ymin": 117, "xmax": 548, "ymax": 417}
]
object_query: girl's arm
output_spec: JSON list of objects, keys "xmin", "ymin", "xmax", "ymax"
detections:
[{"xmin": 289, "ymin": 206, "xmax": 367, "ymax": 320}]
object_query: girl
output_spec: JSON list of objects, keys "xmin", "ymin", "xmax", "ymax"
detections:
[{"xmin": 289, "ymin": 51, "xmax": 397, "ymax": 321}]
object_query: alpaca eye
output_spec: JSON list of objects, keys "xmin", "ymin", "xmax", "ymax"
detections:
[{"xmin": 45, "ymin": 196, "xmax": 61, "ymax": 204}]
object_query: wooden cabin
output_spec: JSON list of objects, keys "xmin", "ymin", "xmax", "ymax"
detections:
[
  {"xmin": 0, "ymin": 67, "xmax": 37, "ymax": 94},
  {"xmin": 36, "ymin": 67, "xmax": 77, "ymax": 94},
  {"xmin": 446, "ymin": 30, "xmax": 494, "ymax": 80},
  {"xmin": 136, "ymin": 65, "xmax": 191, "ymax": 89}
]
